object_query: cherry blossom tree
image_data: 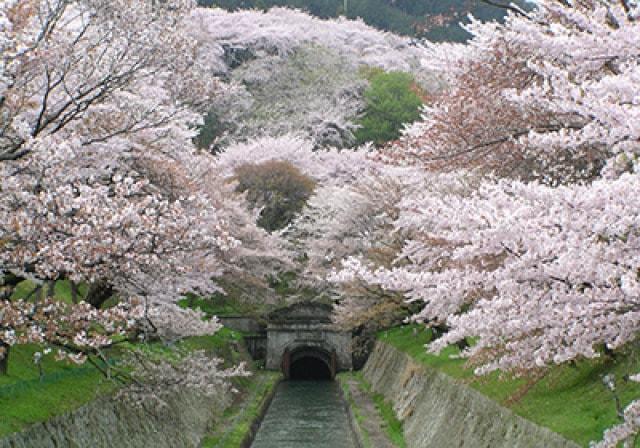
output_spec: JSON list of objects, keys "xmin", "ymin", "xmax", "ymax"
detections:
[
  {"xmin": 426, "ymin": 175, "xmax": 640, "ymax": 375},
  {"xmin": 335, "ymin": 174, "xmax": 640, "ymax": 371},
  {"xmin": 0, "ymin": 0, "xmax": 222, "ymax": 163},
  {"xmin": 0, "ymin": 296, "xmax": 141, "ymax": 375},
  {"xmin": 187, "ymin": 7, "xmax": 442, "ymax": 149},
  {"xmin": 389, "ymin": 0, "xmax": 640, "ymax": 368},
  {"xmin": 0, "ymin": 0, "xmax": 265, "ymax": 402},
  {"xmin": 214, "ymin": 134, "xmax": 380, "ymax": 185},
  {"xmin": 0, "ymin": 0, "xmax": 232, "ymax": 283},
  {"xmin": 329, "ymin": 171, "xmax": 483, "ymax": 327},
  {"xmin": 119, "ymin": 348, "xmax": 248, "ymax": 410},
  {"xmin": 332, "ymin": 2, "xmax": 640, "ymax": 444},
  {"xmin": 387, "ymin": 0, "xmax": 639, "ymax": 184},
  {"xmin": 288, "ymin": 172, "xmax": 421, "ymax": 321},
  {"xmin": 189, "ymin": 7, "xmax": 430, "ymax": 75}
]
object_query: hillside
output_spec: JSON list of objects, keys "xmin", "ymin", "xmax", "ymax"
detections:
[
  {"xmin": 197, "ymin": 0, "xmax": 532, "ymax": 41},
  {"xmin": 190, "ymin": 7, "xmax": 439, "ymax": 150}
]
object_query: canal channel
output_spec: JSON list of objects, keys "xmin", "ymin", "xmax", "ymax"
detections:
[{"xmin": 250, "ymin": 380, "xmax": 357, "ymax": 448}]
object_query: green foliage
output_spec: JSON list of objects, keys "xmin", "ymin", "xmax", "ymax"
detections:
[
  {"xmin": 234, "ymin": 160, "xmax": 316, "ymax": 232},
  {"xmin": 9, "ymin": 280, "xmax": 40, "ymax": 301},
  {"xmin": 54, "ymin": 280, "xmax": 88, "ymax": 303},
  {"xmin": 380, "ymin": 325, "xmax": 640, "ymax": 446},
  {"xmin": 355, "ymin": 71, "xmax": 423, "ymax": 146}
]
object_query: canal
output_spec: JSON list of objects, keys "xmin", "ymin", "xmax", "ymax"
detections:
[{"xmin": 250, "ymin": 380, "xmax": 357, "ymax": 448}]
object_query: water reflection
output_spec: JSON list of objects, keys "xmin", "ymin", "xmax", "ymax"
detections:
[{"xmin": 251, "ymin": 381, "xmax": 357, "ymax": 448}]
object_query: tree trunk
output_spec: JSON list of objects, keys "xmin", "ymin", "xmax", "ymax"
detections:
[
  {"xmin": 24, "ymin": 284, "xmax": 42, "ymax": 302},
  {"xmin": 46, "ymin": 280, "xmax": 55, "ymax": 298},
  {"xmin": 36, "ymin": 284, "xmax": 45, "ymax": 302},
  {"xmin": 0, "ymin": 272, "xmax": 22, "ymax": 301},
  {"xmin": 455, "ymin": 337, "xmax": 470, "ymax": 351},
  {"xmin": 1, "ymin": 272, "xmax": 22, "ymax": 288},
  {"xmin": 0, "ymin": 343, "xmax": 10, "ymax": 375},
  {"xmin": 70, "ymin": 281, "xmax": 79, "ymax": 304},
  {"xmin": 85, "ymin": 280, "xmax": 114, "ymax": 309},
  {"xmin": 431, "ymin": 324, "xmax": 449, "ymax": 340}
]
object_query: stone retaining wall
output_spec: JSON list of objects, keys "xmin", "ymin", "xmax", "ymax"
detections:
[
  {"xmin": 0, "ymin": 388, "xmax": 232, "ymax": 448},
  {"xmin": 362, "ymin": 342, "xmax": 580, "ymax": 448}
]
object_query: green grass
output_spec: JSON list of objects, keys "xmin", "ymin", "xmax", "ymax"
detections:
[
  {"xmin": 0, "ymin": 344, "xmax": 116, "ymax": 437},
  {"xmin": 178, "ymin": 294, "xmax": 261, "ymax": 317},
  {"xmin": 339, "ymin": 371, "xmax": 406, "ymax": 448},
  {"xmin": 338, "ymin": 373, "xmax": 372, "ymax": 448},
  {"xmin": 379, "ymin": 325, "xmax": 640, "ymax": 446},
  {"xmin": 0, "ymin": 328, "xmax": 248, "ymax": 438},
  {"xmin": 201, "ymin": 371, "xmax": 281, "ymax": 448},
  {"xmin": 9, "ymin": 280, "xmax": 42, "ymax": 301},
  {"xmin": 10, "ymin": 280, "xmax": 88, "ymax": 304},
  {"xmin": 371, "ymin": 391, "xmax": 406, "ymax": 447}
]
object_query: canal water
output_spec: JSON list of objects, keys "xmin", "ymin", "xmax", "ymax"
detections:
[{"xmin": 250, "ymin": 380, "xmax": 357, "ymax": 448}]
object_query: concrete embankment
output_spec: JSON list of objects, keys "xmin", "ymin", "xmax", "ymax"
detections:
[{"xmin": 362, "ymin": 342, "xmax": 580, "ymax": 448}]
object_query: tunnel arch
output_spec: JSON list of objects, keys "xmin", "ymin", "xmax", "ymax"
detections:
[{"xmin": 282, "ymin": 345, "xmax": 337, "ymax": 380}]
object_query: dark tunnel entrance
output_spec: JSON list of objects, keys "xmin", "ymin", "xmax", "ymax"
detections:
[
  {"xmin": 282, "ymin": 346, "xmax": 337, "ymax": 381},
  {"xmin": 290, "ymin": 357, "xmax": 332, "ymax": 380}
]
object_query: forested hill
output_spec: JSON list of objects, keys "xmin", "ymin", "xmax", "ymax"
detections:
[{"xmin": 197, "ymin": 0, "xmax": 531, "ymax": 41}]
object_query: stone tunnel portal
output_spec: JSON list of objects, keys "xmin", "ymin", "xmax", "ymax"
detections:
[{"xmin": 266, "ymin": 302, "xmax": 352, "ymax": 381}]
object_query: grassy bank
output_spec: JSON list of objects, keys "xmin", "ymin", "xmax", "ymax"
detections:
[
  {"xmin": 0, "ymin": 344, "xmax": 116, "ymax": 437},
  {"xmin": 339, "ymin": 371, "xmax": 406, "ymax": 448},
  {"xmin": 339, "ymin": 373, "xmax": 372, "ymax": 448},
  {"xmin": 0, "ymin": 328, "xmax": 248, "ymax": 438},
  {"xmin": 379, "ymin": 325, "xmax": 640, "ymax": 446},
  {"xmin": 202, "ymin": 371, "xmax": 281, "ymax": 448}
]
